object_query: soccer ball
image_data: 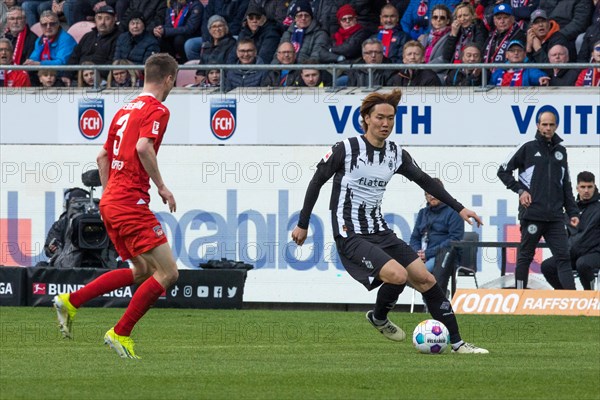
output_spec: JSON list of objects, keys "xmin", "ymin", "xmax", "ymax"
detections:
[{"xmin": 412, "ymin": 319, "xmax": 450, "ymax": 354}]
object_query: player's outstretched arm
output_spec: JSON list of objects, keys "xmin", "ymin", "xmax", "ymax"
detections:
[{"xmin": 136, "ymin": 137, "xmax": 176, "ymax": 212}]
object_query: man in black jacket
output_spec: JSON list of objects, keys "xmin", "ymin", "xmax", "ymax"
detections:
[
  {"xmin": 498, "ymin": 111, "xmax": 579, "ymax": 289},
  {"xmin": 63, "ymin": 5, "xmax": 119, "ymax": 84},
  {"xmin": 541, "ymin": 171, "xmax": 600, "ymax": 290}
]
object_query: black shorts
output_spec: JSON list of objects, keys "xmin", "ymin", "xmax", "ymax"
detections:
[{"xmin": 335, "ymin": 230, "xmax": 419, "ymax": 291}]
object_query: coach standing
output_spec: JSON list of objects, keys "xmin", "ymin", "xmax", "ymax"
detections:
[{"xmin": 498, "ymin": 111, "xmax": 579, "ymax": 290}]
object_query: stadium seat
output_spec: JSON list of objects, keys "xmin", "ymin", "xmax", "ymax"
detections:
[
  {"xmin": 67, "ymin": 21, "xmax": 95, "ymax": 43},
  {"xmin": 30, "ymin": 22, "xmax": 43, "ymax": 37},
  {"xmin": 176, "ymin": 59, "xmax": 200, "ymax": 87},
  {"xmin": 451, "ymin": 232, "xmax": 480, "ymax": 297}
]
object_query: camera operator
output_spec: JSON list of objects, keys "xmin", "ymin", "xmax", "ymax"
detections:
[{"xmin": 43, "ymin": 188, "xmax": 90, "ymax": 263}]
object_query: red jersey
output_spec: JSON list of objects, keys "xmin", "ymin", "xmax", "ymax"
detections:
[
  {"xmin": 1, "ymin": 69, "xmax": 31, "ymax": 87},
  {"xmin": 102, "ymin": 93, "xmax": 170, "ymax": 205}
]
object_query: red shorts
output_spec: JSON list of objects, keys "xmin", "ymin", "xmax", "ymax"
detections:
[{"xmin": 100, "ymin": 202, "xmax": 168, "ymax": 261}]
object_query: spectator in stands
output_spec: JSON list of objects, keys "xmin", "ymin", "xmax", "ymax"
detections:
[
  {"xmin": 498, "ymin": 110, "xmax": 579, "ymax": 290},
  {"xmin": 122, "ymin": 0, "xmax": 167, "ymax": 34},
  {"xmin": 247, "ymin": 0, "xmax": 289, "ymax": 32},
  {"xmin": 547, "ymin": 44, "xmax": 579, "ymax": 86},
  {"xmin": 298, "ymin": 61, "xmax": 331, "ymax": 87},
  {"xmin": 37, "ymin": 68, "xmax": 64, "ymax": 86},
  {"xmin": 410, "ymin": 177, "xmax": 464, "ymax": 295},
  {"xmin": 0, "ymin": 38, "xmax": 31, "ymax": 86},
  {"xmin": 541, "ymin": 171, "xmax": 600, "ymax": 290},
  {"xmin": 387, "ymin": 40, "xmax": 441, "ymax": 86},
  {"xmin": 106, "ymin": 59, "xmax": 140, "ymax": 87},
  {"xmin": 539, "ymin": 0, "xmax": 593, "ymax": 41},
  {"xmin": 261, "ymin": 41, "xmax": 299, "ymax": 86},
  {"xmin": 224, "ymin": 38, "xmax": 267, "ymax": 91},
  {"xmin": 575, "ymin": 40, "xmax": 600, "ymax": 86},
  {"xmin": 442, "ymin": 3, "xmax": 487, "ymax": 63},
  {"xmin": 577, "ymin": 10, "xmax": 599, "ymax": 62},
  {"xmin": 320, "ymin": 4, "xmax": 369, "ymax": 64},
  {"xmin": 77, "ymin": 61, "xmax": 104, "ymax": 87},
  {"xmin": 373, "ymin": 3, "xmax": 409, "ymax": 64},
  {"xmin": 482, "ymin": 4, "xmax": 525, "ymax": 63},
  {"xmin": 209, "ymin": 0, "xmax": 250, "ymax": 39},
  {"xmin": 188, "ymin": 15, "xmax": 235, "ymax": 63},
  {"xmin": 113, "ymin": 11, "xmax": 160, "ymax": 65},
  {"xmin": 482, "ymin": 0, "xmax": 540, "ymax": 29},
  {"xmin": 491, "ymin": 39, "xmax": 549, "ymax": 86},
  {"xmin": 526, "ymin": 9, "xmax": 576, "ymax": 63},
  {"xmin": 279, "ymin": 0, "xmax": 329, "ymax": 63},
  {"xmin": 418, "ymin": 4, "xmax": 452, "ymax": 64},
  {"xmin": 444, "ymin": 43, "xmax": 484, "ymax": 86},
  {"xmin": 21, "ymin": 0, "xmax": 52, "ymax": 28},
  {"xmin": 346, "ymin": 38, "xmax": 395, "ymax": 87},
  {"xmin": 238, "ymin": 4, "xmax": 281, "ymax": 64},
  {"xmin": 0, "ymin": 1, "xmax": 7, "ymax": 35},
  {"xmin": 190, "ymin": 66, "xmax": 220, "ymax": 87},
  {"xmin": 4, "ymin": 6, "xmax": 38, "ymax": 65},
  {"xmin": 62, "ymin": 0, "xmax": 101, "ymax": 27},
  {"xmin": 283, "ymin": 0, "xmax": 349, "ymax": 37},
  {"xmin": 24, "ymin": 10, "xmax": 76, "ymax": 66},
  {"xmin": 62, "ymin": 5, "xmax": 119, "ymax": 86},
  {"xmin": 401, "ymin": 0, "xmax": 461, "ymax": 41},
  {"xmin": 153, "ymin": 0, "xmax": 202, "ymax": 63}
]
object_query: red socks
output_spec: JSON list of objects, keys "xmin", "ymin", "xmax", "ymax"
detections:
[
  {"xmin": 69, "ymin": 269, "xmax": 134, "ymax": 308},
  {"xmin": 114, "ymin": 276, "xmax": 164, "ymax": 337}
]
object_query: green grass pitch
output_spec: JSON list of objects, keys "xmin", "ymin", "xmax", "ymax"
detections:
[{"xmin": 0, "ymin": 307, "xmax": 598, "ymax": 400}]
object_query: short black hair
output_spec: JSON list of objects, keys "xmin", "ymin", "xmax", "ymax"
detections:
[{"xmin": 577, "ymin": 171, "xmax": 595, "ymax": 184}]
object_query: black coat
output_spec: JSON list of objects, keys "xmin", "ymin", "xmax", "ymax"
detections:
[
  {"xmin": 444, "ymin": 68, "xmax": 483, "ymax": 86},
  {"xmin": 163, "ymin": 1, "xmax": 203, "ymax": 38},
  {"xmin": 548, "ymin": 68, "xmax": 579, "ymax": 86},
  {"xmin": 320, "ymin": 25, "xmax": 371, "ymax": 63},
  {"xmin": 539, "ymin": 0, "xmax": 593, "ymax": 41},
  {"xmin": 261, "ymin": 68, "xmax": 301, "ymax": 86},
  {"xmin": 497, "ymin": 131, "xmax": 579, "ymax": 222},
  {"xmin": 569, "ymin": 190, "xmax": 600, "ymax": 259},
  {"xmin": 66, "ymin": 27, "xmax": 120, "ymax": 78},
  {"xmin": 346, "ymin": 58, "xmax": 395, "ymax": 86},
  {"xmin": 387, "ymin": 68, "xmax": 441, "ymax": 86},
  {"xmin": 199, "ymin": 35, "xmax": 237, "ymax": 64},
  {"xmin": 114, "ymin": 31, "xmax": 161, "ymax": 64},
  {"xmin": 5, "ymin": 27, "xmax": 38, "ymax": 64},
  {"xmin": 577, "ymin": 23, "xmax": 600, "ymax": 62},
  {"xmin": 123, "ymin": 0, "xmax": 167, "ymax": 32},
  {"xmin": 527, "ymin": 30, "xmax": 576, "ymax": 63},
  {"xmin": 442, "ymin": 20, "xmax": 488, "ymax": 63},
  {"xmin": 238, "ymin": 19, "xmax": 282, "ymax": 64}
]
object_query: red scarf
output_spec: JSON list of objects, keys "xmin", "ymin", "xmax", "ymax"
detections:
[
  {"xmin": 169, "ymin": 5, "xmax": 189, "ymax": 28},
  {"xmin": 499, "ymin": 69, "xmax": 524, "ymax": 86},
  {"xmin": 333, "ymin": 24, "xmax": 362, "ymax": 46},
  {"xmin": 12, "ymin": 26, "xmax": 28, "ymax": 65},
  {"xmin": 40, "ymin": 36, "xmax": 55, "ymax": 61},
  {"xmin": 378, "ymin": 28, "xmax": 393, "ymax": 57},
  {"xmin": 484, "ymin": 23, "xmax": 517, "ymax": 63}
]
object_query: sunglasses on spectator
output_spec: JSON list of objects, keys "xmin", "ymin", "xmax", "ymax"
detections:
[
  {"xmin": 340, "ymin": 16, "xmax": 355, "ymax": 22},
  {"xmin": 595, "ymin": 46, "xmax": 600, "ymax": 52},
  {"xmin": 431, "ymin": 15, "xmax": 447, "ymax": 20},
  {"xmin": 41, "ymin": 21, "xmax": 59, "ymax": 28}
]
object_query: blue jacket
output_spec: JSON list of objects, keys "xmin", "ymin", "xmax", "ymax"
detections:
[
  {"xmin": 29, "ymin": 29, "xmax": 77, "ymax": 65},
  {"xmin": 163, "ymin": 1, "xmax": 203, "ymax": 38},
  {"xmin": 410, "ymin": 203, "xmax": 464, "ymax": 261},
  {"xmin": 491, "ymin": 65, "xmax": 548, "ymax": 86},
  {"xmin": 114, "ymin": 31, "xmax": 161, "ymax": 64},
  {"xmin": 401, "ymin": 0, "xmax": 461, "ymax": 40}
]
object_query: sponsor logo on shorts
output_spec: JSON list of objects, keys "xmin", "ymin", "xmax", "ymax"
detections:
[
  {"xmin": 362, "ymin": 257, "xmax": 374, "ymax": 269},
  {"xmin": 153, "ymin": 225, "xmax": 164, "ymax": 237}
]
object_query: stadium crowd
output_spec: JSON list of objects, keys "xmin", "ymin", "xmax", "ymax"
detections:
[{"xmin": 0, "ymin": 0, "xmax": 599, "ymax": 88}]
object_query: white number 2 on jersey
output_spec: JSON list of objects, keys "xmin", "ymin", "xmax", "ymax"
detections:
[{"xmin": 112, "ymin": 113, "xmax": 130, "ymax": 156}]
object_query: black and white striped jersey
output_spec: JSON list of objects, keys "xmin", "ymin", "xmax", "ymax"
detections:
[{"xmin": 298, "ymin": 135, "xmax": 464, "ymax": 237}]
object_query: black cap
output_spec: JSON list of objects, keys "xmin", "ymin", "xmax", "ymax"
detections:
[
  {"xmin": 128, "ymin": 10, "xmax": 146, "ymax": 25},
  {"xmin": 95, "ymin": 5, "xmax": 116, "ymax": 15}
]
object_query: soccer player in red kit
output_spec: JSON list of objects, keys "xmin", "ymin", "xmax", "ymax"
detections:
[{"xmin": 53, "ymin": 53, "xmax": 179, "ymax": 359}]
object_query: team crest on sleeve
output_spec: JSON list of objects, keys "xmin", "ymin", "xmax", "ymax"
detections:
[
  {"xmin": 322, "ymin": 149, "xmax": 333, "ymax": 162},
  {"xmin": 152, "ymin": 121, "xmax": 160, "ymax": 135},
  {"xmin": 153, "ymin": 225, "xmax": 164, "ymax": 237},
  {"xmin": 554, "ymin": 151, "xmax": 563, "ymax": 161}
]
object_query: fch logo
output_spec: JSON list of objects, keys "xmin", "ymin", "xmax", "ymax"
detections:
[
  {"xmin": 78, "ymin": 99, "xmax": 104, "ymax": 139},
  {"xmin": 210, "ymin": 98, "xmax": 237, "ymax": 140}
]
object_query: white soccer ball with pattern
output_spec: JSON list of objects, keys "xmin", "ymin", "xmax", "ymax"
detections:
[{"xmin": 412, "ymin": 319, "xmax": 450, "ymax": 354}]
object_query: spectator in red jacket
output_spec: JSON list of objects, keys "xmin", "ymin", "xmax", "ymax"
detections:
[{"xmin": 0, "ymin": 38, "xmax": 31, "ymax": 87}]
